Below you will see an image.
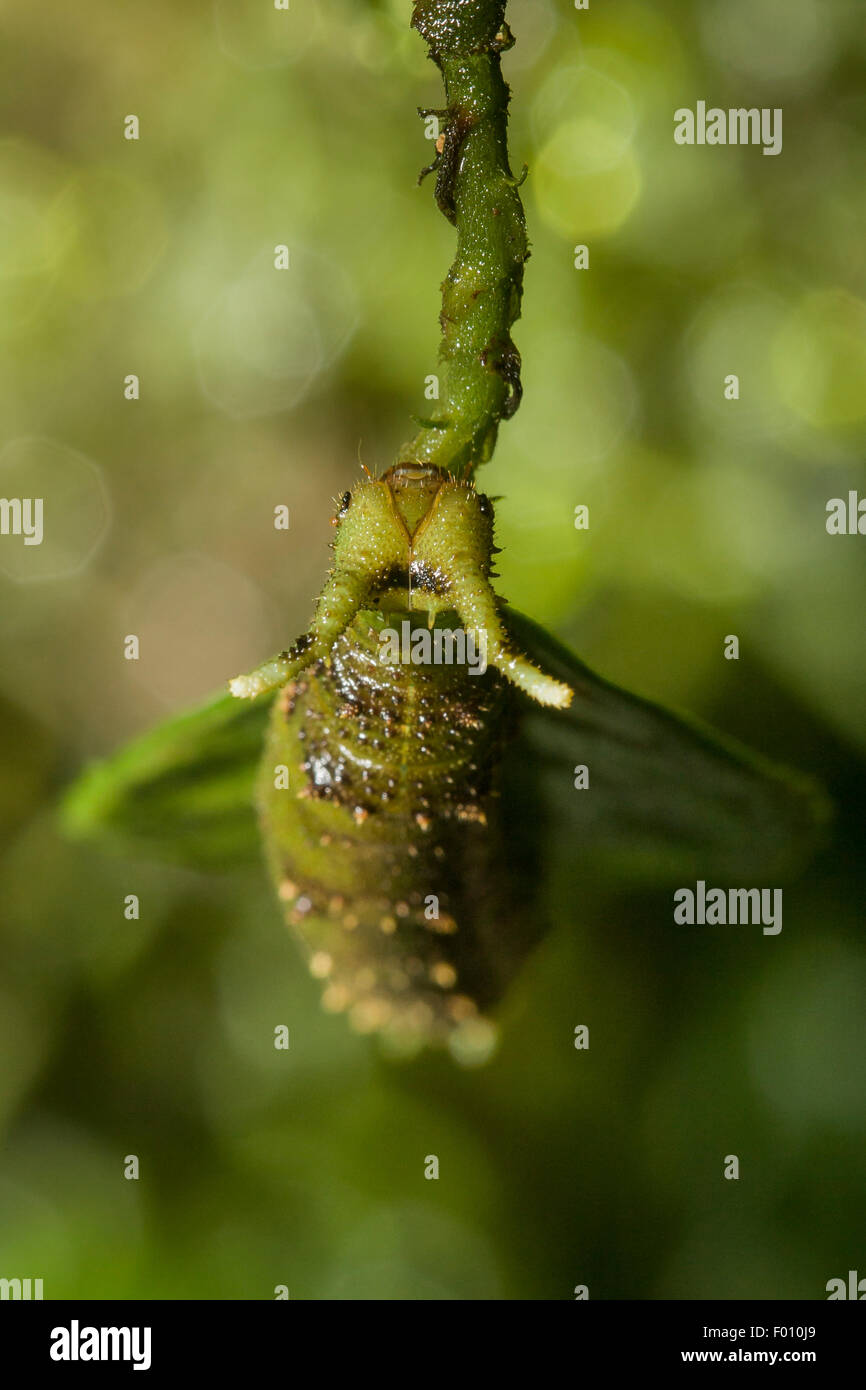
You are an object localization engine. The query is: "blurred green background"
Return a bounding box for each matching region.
[1,0,865,1299]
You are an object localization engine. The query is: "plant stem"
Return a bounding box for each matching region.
[400,0,528,479]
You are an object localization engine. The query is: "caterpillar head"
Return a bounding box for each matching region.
[232,463,571,708]
[331,464,495,617]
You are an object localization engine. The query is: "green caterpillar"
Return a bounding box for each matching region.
[228,463,571,1059]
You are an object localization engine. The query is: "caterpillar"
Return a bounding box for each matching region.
[228,462,572,1060]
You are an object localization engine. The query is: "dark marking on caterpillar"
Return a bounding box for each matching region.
[409,559,450,594]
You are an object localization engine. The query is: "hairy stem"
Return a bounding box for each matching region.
[399,0,528,480]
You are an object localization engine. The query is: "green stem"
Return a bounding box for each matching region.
[400,0,528,480]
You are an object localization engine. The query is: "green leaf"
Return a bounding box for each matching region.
[505,610,831,887]
[60,688,270,869]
